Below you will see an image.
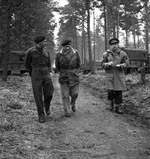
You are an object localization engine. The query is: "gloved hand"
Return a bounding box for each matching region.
[108,61,114,67]
[103,61,114,69]
[116,64,125,70]
[115,64,121,68]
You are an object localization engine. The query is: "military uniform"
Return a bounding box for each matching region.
[101,38,129,113]
[55,39,80,117]
[25,38,54,122]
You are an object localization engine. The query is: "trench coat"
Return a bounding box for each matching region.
[55,48,80,87]
[101,48,129,91]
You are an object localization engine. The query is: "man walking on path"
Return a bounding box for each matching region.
[101,38,129,114]
[55,39,81,117]
[25,36,54,123]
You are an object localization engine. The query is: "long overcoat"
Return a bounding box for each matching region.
[55,48,80,87]
[101,48,129,91]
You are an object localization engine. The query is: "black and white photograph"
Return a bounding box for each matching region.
[0,0,150,158]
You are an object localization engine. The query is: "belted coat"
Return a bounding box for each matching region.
[55,47,80,86]
[101,48,129,91]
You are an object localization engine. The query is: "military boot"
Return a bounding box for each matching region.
[108,100,114,111]
[44,103,50,115]
[71,104,76,112]
[39,115,45,123]
[115,104,124,114]
[65,112,71,117]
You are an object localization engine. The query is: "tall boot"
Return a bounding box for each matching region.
[115,104,124,114]
[109,100,114,111]
[71,94,78,112]
[44,95,52,115]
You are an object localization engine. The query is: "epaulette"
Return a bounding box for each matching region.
[75,49,78,53]
[27,46,36,53]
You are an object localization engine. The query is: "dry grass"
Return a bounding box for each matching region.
[81,71,150,128]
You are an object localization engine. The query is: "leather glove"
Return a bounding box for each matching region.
[108,61,114,67]
[116,64,125,70]
[103,61,114,69]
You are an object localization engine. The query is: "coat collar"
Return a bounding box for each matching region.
[60,46,76,54]
[107,48,121,55]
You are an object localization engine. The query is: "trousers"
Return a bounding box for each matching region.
[31,77,54,117]
[107,90,122,104]
[60,83,79,113]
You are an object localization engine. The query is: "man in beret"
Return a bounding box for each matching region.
[101,37,129,114]
[61,39,72,46]
[25,36,54,123]
[55,39,81,117]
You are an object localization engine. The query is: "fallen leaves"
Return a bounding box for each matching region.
[0,72,150,158]
[81,71,150,127]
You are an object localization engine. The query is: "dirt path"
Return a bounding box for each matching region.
[1,74,150,159]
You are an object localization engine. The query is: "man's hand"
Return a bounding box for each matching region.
[108,61,114,67]
[115,64,121,68]
[116,64,125,70]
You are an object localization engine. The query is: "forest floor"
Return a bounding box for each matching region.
[0,72,150,159]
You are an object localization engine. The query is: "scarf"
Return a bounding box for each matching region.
[61,46,76,61]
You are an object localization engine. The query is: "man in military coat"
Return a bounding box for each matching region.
[101,38,129,114]
[55,39,81,117]
[25,36,54,123]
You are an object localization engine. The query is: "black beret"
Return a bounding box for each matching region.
[109,38,119,45]
[34,36,46,43]
[61,39,72,46]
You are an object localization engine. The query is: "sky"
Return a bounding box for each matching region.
[53,0,100,39]
[54,0,68,6]
[53,0,103,47]
[53,0,69,45]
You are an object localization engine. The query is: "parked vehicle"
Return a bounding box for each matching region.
[0,51,27,75]
[121,48,148,73]
[80,48,149,74]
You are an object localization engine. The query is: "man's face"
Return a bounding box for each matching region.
[37,39,47,48]
[63,45,71,51]
[110,43,119,52]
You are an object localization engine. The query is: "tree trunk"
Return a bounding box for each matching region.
[131,14,136,48]
[125,29,129,47]
[86,0,94,74]
[112,0,116,37]
[81,16,85,64]
[106,0,111,47]
[2,1,11,81]
[93,9,96,69]
[137,35,140,48]
[84,36,87,65]
[103,0,107,50]
[74,17,78,50]
[145,0,149,52]
[117,0,120,38]
[124,10,129,47]
[133,31,136,48]
[72,16,76,49]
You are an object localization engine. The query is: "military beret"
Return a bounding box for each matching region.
[109,38,119,45]
[61,39,72,46]
[34,36,46,43]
